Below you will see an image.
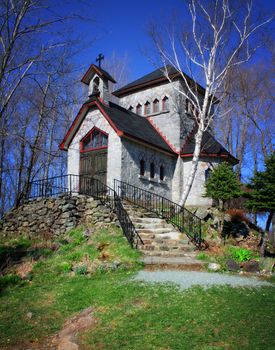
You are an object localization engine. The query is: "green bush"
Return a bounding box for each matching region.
[75,264,87,275]
[230,247,253,262]
[9,236,31,250]
[55,261,72,274]
[197,252,209,261]
[66,251,83,262]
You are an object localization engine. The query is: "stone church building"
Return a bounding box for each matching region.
[60,63,237,207]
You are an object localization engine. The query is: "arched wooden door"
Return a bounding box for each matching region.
[79,127,108,194]
[80,149,107,184]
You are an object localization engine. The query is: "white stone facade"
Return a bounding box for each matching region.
[67,108,122,190]
[66,68,229,208]
[182,157,221,207]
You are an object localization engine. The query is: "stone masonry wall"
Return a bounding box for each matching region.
[119,80,182,151]
[121,138,177,200]
[0,195,117,238]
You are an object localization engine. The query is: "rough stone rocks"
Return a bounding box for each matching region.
[243,260,260,273]
[259,257,275,274]
[226,259,240,272]
[208,262,221,271]
[1,195,117,239]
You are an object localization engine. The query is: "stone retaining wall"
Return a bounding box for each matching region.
[0,195,117,238]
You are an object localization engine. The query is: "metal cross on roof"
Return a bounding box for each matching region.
[96,53,104,68]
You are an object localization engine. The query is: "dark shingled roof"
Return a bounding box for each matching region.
[96,100,175,154]
[181,128,238,164]
[81,64,116,85]
[113,65,212,101]
[113,66,179,96]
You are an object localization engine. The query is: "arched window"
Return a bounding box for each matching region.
[205,167,212,182]
[160,165,165,181]
[128,105,133,111]
[162,96,169,111]
[140,159,145,176]
[153,99,159,113]
[185,98,189,112]
[144,101,151,115]
[81,128,108,152]
[136,103,142,115]
[92,76,100,96]
[150,162,155,179]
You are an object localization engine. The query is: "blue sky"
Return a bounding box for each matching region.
[74,0,187,80]
[59,0,274,84]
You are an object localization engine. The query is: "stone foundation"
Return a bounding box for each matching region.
[0,195,117,238]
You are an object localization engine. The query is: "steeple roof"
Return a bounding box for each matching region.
[81,64,116,85]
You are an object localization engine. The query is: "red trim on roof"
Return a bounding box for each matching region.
[59,100,115,151]
[181,152,239,164]
[95,101,121,134]
[181,153,229,158]
[81,64,116,85]
[147,117,178,153]
[59,104,89,150]
[59,99,176,155]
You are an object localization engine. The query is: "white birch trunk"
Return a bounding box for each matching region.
[179,125,204,206]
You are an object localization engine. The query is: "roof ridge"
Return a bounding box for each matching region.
[113,65,179,96]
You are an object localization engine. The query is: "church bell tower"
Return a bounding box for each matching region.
[81,54,116,105]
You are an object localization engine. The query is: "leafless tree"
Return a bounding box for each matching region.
[103,52,130,91]
[218,62,274,181]
[0,0,94,213]
[151,0,272,206]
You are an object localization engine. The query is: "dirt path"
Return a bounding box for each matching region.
[51,307,95,350]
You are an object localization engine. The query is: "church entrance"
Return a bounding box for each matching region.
[79,149,107,195]
[79,127,108,195]
[80,149,107,183]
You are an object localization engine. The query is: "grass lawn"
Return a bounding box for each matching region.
[0,225,274,350]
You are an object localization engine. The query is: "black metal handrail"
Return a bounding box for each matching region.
[114,179,206,249]
[26,174,142,248]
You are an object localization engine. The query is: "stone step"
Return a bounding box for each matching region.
[141,256,206,270]
[122,202,197,254]
[137,236,189,245]
[127,210,158,216]
[131,217,167,224]
[153,232,184,240]
[136,228,175,235]
[134,222,174,229]
[140,250,197,258]
[138,244,195,253]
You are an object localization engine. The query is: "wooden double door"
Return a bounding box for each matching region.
[79,149,107,194]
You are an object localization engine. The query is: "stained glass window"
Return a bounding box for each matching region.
[136,103,142,115]
[160,165,165,181]
[140,159,145,176]
[150,162,155,179]
[162,96,169,111]
[144,101,151,115]
[153,99,159,113]
[81,129,108,151]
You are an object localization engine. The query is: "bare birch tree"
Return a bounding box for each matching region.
[151,0,272,206]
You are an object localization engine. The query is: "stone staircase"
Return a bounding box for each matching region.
[122,202,204,268]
